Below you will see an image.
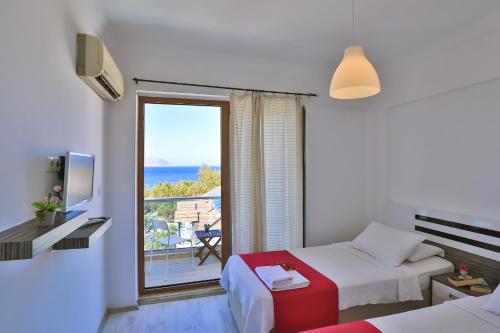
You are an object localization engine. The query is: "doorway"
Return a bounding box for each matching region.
[137,96,230,295]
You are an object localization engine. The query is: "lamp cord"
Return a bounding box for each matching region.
[352,0,356,44]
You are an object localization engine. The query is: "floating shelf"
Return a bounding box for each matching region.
[53,217,112,250]
[0,211,88,261]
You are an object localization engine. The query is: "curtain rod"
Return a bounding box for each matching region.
[132,78,318,97]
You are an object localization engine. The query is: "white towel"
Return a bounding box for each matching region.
[256,267,310,291]
[255,265,293,288]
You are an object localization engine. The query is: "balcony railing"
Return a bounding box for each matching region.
[144,195,221,203]
[143,196,221,252]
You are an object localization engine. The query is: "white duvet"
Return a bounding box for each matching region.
[368,295,500,333]
[220,242,426,333]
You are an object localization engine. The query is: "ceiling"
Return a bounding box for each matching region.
[103,0,500,66]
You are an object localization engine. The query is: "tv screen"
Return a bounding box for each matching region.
[63,152,95,212]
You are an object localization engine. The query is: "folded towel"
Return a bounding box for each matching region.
[255,265,293,288]
[256,267,310,291]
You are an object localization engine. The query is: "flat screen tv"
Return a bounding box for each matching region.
[62,152,95,213]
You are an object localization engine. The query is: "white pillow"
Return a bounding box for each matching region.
[482,285,500,315]
[352,221,426,267]
[407,243,445,262]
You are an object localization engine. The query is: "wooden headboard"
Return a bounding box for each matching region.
[414,210,500,286]
[424,239,500,286]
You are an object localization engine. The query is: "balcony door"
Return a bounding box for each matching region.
[137,96,230,295]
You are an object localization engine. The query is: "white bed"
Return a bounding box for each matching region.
[365,295,499,333]
[220,241,453,333]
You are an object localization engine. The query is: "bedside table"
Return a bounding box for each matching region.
[431,273,492,305]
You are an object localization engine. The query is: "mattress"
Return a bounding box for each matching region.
[401,256,454,290]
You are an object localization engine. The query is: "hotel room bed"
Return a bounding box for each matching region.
[303,295,500,333]
[220,241,453,333]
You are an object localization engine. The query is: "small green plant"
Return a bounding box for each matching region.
[32,185,63,213]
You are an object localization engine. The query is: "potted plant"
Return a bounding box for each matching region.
[32,185,63,226]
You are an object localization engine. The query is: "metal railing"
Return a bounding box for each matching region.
[143,196,221,253]
[144,195,221,203]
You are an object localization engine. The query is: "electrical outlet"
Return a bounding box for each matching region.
[47,156,61,173]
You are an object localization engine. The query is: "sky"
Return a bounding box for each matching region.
[144,103,221,166]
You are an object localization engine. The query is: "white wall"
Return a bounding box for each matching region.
[366,13,500,229]
[101,8,500,309]
[0,1,107,332]
[3,0,499,327]
[103,20,369,307]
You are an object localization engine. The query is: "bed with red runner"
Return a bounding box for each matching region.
[300,320,381,333]
[240,250,339,333]
[220,241,451,333]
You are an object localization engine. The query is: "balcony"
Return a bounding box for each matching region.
[143,196,222,288]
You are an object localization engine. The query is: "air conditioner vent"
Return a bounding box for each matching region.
[95,74,120,100]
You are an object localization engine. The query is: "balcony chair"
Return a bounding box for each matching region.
[149,218,195,279]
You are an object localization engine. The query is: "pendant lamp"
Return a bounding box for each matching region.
[330,0,381,99]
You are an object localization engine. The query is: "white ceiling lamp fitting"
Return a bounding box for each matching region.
[330,0,381,100]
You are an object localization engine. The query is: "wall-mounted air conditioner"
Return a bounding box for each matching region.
[76,33,124,101]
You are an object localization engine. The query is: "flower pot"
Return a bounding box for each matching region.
[36,210,56,226]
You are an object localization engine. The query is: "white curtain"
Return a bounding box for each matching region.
[230,93,303,254]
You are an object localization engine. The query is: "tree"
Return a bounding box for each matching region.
[145,165,221,198]
[198,163,220,190]
[143,165,221,251]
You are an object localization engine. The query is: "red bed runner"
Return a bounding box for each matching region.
[300,320,381,333]
[240,250,339,333]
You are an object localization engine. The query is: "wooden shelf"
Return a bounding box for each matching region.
[0,211,88,261]
[53,217,112,250]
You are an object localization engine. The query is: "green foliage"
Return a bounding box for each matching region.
[198,163,220,190]
[32,201,59,211]
[144,203,176,230]
[145,164,220,199]
[32,191,63,212]
[143,165,220,252]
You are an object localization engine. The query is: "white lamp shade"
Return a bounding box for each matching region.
[330,45,381,99]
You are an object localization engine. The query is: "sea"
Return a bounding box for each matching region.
[144,166,221,189]
[145,166,222,212]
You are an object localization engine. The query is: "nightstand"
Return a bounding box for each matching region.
[431,273,492,305]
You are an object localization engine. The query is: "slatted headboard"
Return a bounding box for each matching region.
[414,210,500,286]
[424,240,500,286]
